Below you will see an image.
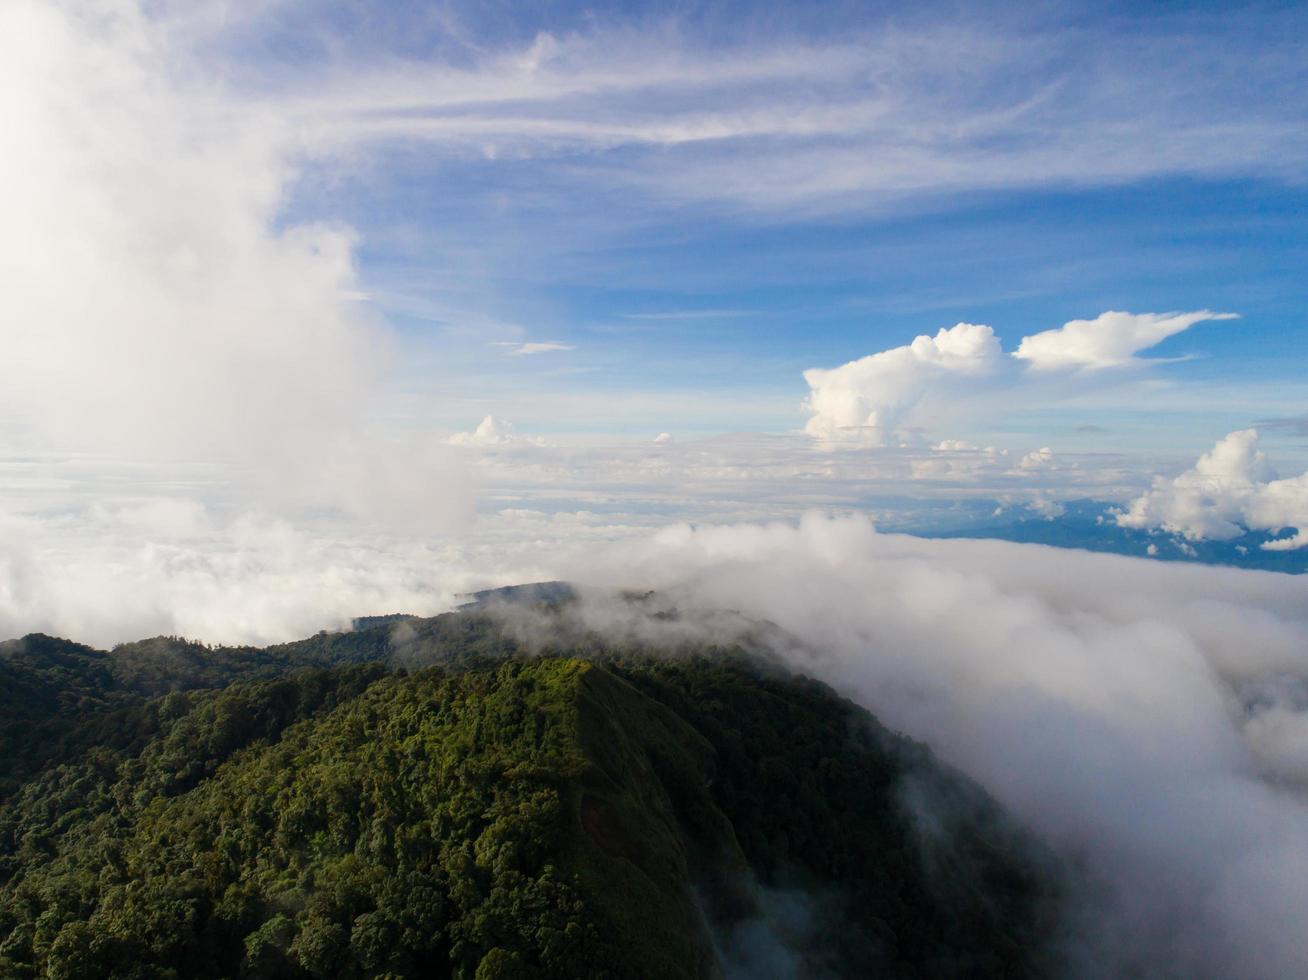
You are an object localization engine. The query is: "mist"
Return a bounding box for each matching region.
[0,0,471,533]
[5,475,1308,975]
[540,514,1308,978]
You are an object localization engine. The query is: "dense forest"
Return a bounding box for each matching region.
[0,594,1064,978]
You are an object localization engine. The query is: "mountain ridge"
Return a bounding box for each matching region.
[0,599,1065,979]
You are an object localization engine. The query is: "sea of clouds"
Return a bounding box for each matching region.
[555,514,1308,979]
[4,496,1308,977]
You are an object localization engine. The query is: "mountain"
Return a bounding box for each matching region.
[0,599,1064,979]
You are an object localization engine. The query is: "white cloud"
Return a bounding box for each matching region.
[0,425,1157,649]
[1025,494,1065,519]
[1,1,360,459]
[1118,430,1308,549]
[653,432,672,444]
[555,514,1308,978]
[804,311,1230,446]
[1016,447,1055,470]
[0,498,603,648]
[802,323,1004,443]
[447,415,545,447]
[1261,532,1308,552]
[437,429,1135,524]
[0,0,470,531]
[276,15,1308,215]
[0,421,1145,648]
[1014,310,1237,371]
[493,341,575,355]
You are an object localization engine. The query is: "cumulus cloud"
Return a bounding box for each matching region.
[1117,429,1308,549]
[0,0,469,530]
[447,415,545,447]
[1014,310,1237,371]
[556,514,1308,978]
[1016,447,1055,470]
[804,310,1232,445]
[1024,495,1065,519]
[802,323,1003,443]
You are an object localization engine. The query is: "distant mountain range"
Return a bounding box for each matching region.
[1,593,1063,979]
[893,499,1307,573]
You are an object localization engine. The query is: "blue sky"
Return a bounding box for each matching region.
[207,0,1308,449]
[6,0,1308,451]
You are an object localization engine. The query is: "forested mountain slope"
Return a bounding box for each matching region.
[0,604,1063,979]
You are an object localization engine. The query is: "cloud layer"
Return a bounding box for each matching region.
[556,515,1308,978]
[0,419,1157,649]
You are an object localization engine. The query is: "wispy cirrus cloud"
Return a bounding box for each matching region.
[491,341,575,355]
[619,309,752,321]
[252,11,1308,215]
[1254,414,1308,438]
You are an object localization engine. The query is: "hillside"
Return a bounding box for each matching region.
[0,606,1063,979]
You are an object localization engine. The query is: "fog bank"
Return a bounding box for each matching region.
[558,515,1308,978]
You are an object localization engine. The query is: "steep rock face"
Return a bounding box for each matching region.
[0,624,1062,979]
